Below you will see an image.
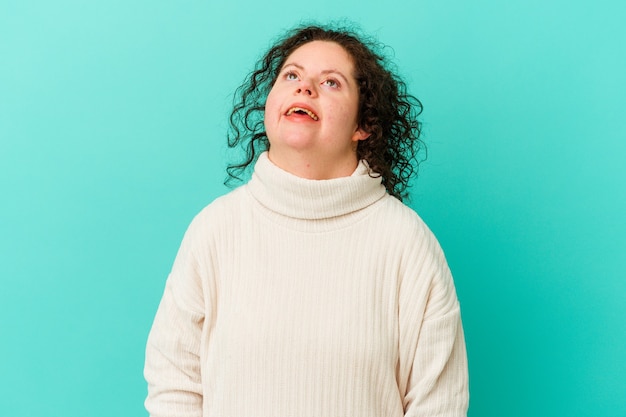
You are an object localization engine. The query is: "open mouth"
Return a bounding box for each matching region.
[286,107,319,121]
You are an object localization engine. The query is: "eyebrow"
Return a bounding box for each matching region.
[282,63,351,85]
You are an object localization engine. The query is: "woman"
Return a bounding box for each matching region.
[144,24,469,417]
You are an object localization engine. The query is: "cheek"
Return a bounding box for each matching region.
[331,100,359,128]
[264,91,284,141]
[263,92,278,125]
[265,83,284,111]
[348,94,361,122]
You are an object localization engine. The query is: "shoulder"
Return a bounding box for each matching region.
[377,196,457,310]
[376,195,441,251]
[191,186,249,225]
[179,186,250,246]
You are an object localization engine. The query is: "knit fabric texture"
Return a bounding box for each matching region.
[144,152,469,417]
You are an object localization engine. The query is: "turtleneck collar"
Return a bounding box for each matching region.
[246,152,387,220]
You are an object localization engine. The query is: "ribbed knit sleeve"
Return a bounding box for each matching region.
[396,220,469,416]
[144,211,215,417]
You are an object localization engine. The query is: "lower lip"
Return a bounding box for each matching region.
[286,113,317,122]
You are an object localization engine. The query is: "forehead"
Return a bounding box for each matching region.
[283,40,355,71]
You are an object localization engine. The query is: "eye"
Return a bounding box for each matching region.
[284,71,298,81]
[323,78,339,88]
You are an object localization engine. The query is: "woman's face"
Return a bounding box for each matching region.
[264,40,370,178]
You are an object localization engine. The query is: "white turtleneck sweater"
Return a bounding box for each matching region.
[144,152,469,417]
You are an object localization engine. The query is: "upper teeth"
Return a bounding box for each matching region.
[286,107,318,120]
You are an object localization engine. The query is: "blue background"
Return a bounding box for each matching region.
[1,1,624,416]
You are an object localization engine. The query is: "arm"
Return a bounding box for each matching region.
[398,229,469,417]
[144,217,211,417]
[403,306,468,416]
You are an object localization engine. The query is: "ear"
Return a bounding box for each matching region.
[351,126,371,142]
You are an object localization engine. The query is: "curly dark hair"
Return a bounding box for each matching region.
[227,24,425,201]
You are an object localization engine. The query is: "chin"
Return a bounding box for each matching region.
[270,134,318,151]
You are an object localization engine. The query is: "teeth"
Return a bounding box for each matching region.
[286,107,318,120]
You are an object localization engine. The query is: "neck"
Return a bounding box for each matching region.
[247,152,387,222]
[267,148,359,180]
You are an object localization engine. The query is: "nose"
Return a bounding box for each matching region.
[296,87,312,96]
[295,79,317,97]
